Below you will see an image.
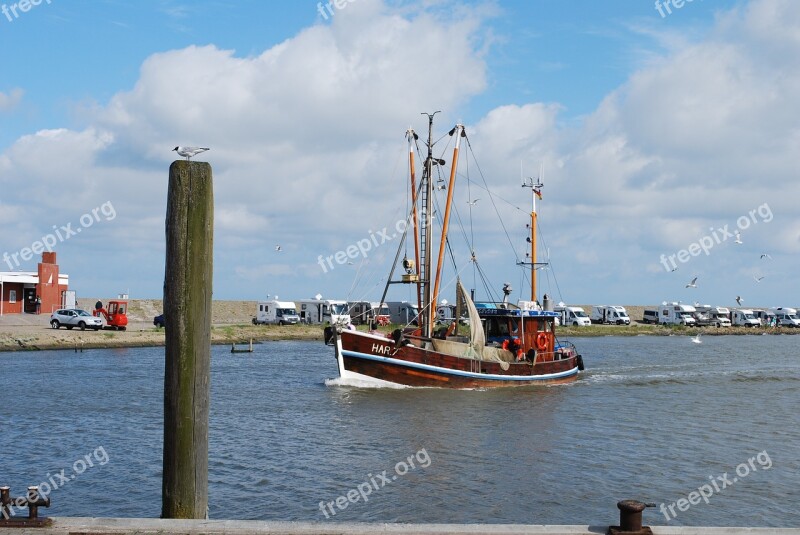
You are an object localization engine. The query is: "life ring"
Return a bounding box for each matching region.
[535,332,548,351]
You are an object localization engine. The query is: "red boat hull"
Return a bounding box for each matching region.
[336,330,580,388]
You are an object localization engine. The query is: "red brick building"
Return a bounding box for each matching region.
[0,252,69,315]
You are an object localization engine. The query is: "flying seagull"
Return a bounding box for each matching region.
[685,276,698,288]
[275,245,282,252]
[691,333,702,344]
[173,146,210,161]
[467,199,480,205]
[754,275,765,283]
[760,253,772,259]
[670,267,679,272]
[734,231,743,244]
[736,295,743,306]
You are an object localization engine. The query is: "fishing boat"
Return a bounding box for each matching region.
[329,113,584,388]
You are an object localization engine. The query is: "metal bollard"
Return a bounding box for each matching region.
[0,485,52,527]
[607,499,656,535]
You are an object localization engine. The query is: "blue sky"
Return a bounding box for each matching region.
[2,0,798,310]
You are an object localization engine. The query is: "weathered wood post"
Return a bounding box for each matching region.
[162,160,213,519]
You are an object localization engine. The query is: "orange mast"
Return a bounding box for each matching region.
[429,125,464,335]
[407,129,423,315]
[519,172,545,304]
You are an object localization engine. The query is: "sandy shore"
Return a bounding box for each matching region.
[0,300,793,352]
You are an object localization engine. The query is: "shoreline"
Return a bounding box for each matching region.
[0,321,795,353]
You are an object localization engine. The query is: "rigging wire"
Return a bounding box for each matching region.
[463,134,521,265]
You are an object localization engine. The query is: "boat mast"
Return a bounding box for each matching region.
[406,129,423,318]
[419,111,439,337]
[530,190,537,302]
[519,171,545,304]
[430,124,464,335]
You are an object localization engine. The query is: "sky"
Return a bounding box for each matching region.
[1,0,798,309]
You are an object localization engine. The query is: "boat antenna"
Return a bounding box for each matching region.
[417,111,439,337]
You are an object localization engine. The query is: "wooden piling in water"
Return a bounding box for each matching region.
[162,160,213,519]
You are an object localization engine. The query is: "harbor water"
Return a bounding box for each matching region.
[1,335,798,527]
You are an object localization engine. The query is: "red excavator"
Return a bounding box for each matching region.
[93,300,128,331]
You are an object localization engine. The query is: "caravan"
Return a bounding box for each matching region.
[770,307,800,327]
[295,297,350,325]
[348,301,391,325]
[590,305,631,325]
[693,305,731,327]
[731,309,761,327]
[386,301,419,326]
[657,303,697,325]
[252,300,300,325]
[554,305,591,327]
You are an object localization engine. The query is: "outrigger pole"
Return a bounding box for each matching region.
[430,124,464,336]
[406,128,423,327]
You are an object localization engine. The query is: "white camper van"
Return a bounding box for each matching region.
[752,309,775,325]
[386,301,419,326]
[657,303,697,325]
[770,307,800,327]
[693,305,732,327]
[731,309,761,327]
[253,300,300,325]
[590,305,631,325]
[295,297,350,325]
[554,305,591,327]
[348,301,391,325]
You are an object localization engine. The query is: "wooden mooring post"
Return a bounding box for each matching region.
[162,160,213,519]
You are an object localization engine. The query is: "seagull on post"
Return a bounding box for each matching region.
[173,146,210,161]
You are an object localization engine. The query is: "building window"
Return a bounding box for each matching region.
[9,290,16,304]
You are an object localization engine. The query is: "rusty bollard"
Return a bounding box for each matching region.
[0,485,52,527]
[607,500,655,535]
[0,486,10,520]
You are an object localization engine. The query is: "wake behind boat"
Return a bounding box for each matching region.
[330,113,584,388]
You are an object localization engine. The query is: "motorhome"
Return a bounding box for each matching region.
[752,309,776,326]
[590,305,631,325]
[731,309,761,327]
[253,300,300,325]
[386,301,419,326]
[554,305,591,327]
[295,297,350,325]
[769,307,800,327]
[347,301,390,325]
[436,303,456,324]
[642,309,659,324]
[657,303,697,325]
[693,305,731,327]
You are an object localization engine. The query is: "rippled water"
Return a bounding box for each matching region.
[1,335,798,527]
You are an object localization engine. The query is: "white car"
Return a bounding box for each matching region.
[50,309,103,331]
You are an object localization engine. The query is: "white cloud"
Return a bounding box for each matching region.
[1,0,798,305]
[0,88,23,112]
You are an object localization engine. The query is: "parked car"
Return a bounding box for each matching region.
[50,309,103,331]
[153,314,165,328]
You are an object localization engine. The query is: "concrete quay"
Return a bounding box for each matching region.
[0,518,797,535]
